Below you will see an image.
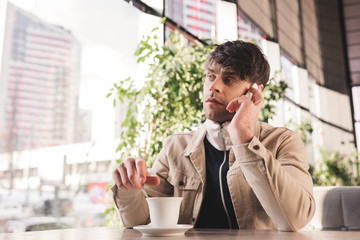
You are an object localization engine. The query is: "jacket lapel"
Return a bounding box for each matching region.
[181,124,207,184]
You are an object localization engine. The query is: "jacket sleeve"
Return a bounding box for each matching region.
[232,130,316,231]
[111,185,149,228]
[111,144,173,228]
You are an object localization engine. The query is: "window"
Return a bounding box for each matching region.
[237,10,265,45]
[165,0,217,40]
[1,0,158,231]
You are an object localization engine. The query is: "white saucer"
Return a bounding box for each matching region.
[133,224,193,237]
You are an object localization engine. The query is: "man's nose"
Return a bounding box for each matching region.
[209,78,222,93]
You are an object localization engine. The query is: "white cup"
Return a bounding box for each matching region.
[146,197,183,228]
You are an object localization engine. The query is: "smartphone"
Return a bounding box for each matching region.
[245,83,259,100]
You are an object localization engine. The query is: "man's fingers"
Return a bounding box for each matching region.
[247,86,264,105]
[135,157,147,184]
[226,98,238,113]
[124,159,143,189]
[226,97,247,113]
[145,175,160,186]
[226,87,265,114]
[112,169,125,189]
[112,157,160,190]
[118,164,130,190]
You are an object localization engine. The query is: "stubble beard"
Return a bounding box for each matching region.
[203,103,234,124]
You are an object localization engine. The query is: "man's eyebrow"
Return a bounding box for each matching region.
[222,71,236,75]
[207,68,236,75]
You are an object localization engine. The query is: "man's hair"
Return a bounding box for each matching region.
[207,40,270,86]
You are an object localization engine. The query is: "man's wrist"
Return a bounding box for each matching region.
[230,129,254,145]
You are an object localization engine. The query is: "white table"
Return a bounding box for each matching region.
[1,227,359,240]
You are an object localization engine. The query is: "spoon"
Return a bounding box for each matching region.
[142,188,149,198]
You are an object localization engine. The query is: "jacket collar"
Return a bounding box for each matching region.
[181,120,261,183]
[182,120,261,156]
[182,123,207,157]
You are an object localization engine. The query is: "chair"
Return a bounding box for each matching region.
[304,186,360,231]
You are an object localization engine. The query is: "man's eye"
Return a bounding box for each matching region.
[224,78,233,83]
[207,74,215,80]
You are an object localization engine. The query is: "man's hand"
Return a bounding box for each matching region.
[112,157,160,190]
[226,86,264,145]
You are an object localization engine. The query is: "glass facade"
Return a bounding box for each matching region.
[0,0,162,232]
[237,10,265,45]
[279,51,298,129]
[0,3,80,152]
[165,0,217,40]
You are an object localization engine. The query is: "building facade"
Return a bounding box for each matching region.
[0,1,160,195]
[0,3,80,153]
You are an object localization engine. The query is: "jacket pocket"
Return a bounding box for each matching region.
[167,171,201,221]
[168,170,201,191]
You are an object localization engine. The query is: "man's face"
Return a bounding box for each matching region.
[203,62,252,123]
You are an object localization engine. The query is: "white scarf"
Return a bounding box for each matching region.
[205,119,233,151]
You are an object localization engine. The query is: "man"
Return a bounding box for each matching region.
[112,40,315,231]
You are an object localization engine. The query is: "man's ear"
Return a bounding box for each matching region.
[258,84,264,93]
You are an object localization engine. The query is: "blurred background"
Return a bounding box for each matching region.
[0,0,359,233]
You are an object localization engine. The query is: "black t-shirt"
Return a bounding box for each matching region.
[194,137,239,229]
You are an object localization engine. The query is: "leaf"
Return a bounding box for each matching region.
[160,17,166,24]
[106,181,114,191]
[106,93,112,98]
[116,145,122,152]
[137,56,146,63]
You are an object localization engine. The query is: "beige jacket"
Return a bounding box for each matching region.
[112,121,316,231]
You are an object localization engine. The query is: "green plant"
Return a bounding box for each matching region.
[103,203,123,227]
[103,182,124,227]
[260,75,288,123]
[310,149,360,186]
[107,22,213,167]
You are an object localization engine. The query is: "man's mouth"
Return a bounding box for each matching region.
[205,97,223,105]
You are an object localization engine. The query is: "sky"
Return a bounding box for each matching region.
[2,0,162,141]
